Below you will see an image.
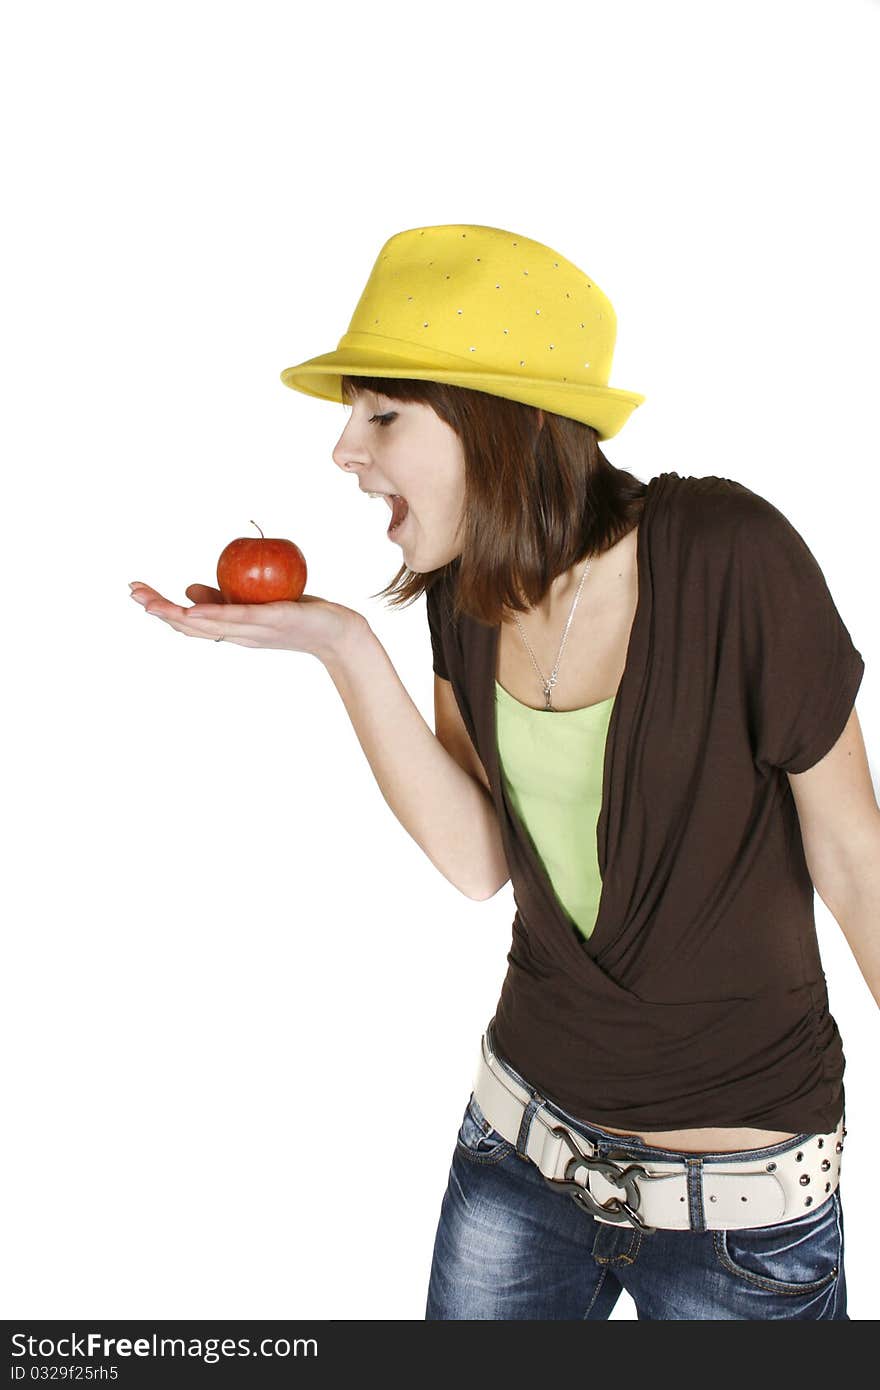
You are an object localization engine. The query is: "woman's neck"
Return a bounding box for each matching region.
[516,524,640,628]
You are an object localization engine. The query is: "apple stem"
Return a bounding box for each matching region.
[249,520,265,540]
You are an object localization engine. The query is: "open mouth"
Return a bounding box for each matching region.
[365,489,410,535]
[387,494,409,537]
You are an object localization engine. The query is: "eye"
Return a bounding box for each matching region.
[369,413,396,427]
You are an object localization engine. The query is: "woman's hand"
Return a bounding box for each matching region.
[129,581,366,663]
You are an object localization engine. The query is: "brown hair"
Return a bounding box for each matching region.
[341,374,648,629]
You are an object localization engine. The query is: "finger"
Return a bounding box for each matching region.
[185,583,225,604]
[144,604,238,641]
[143,597,208,623]
[185,601,261,625]
[131,584,168,607]
[148,599,261,637]
[141,595,227,623]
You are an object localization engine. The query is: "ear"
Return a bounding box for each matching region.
[537,408,545,429]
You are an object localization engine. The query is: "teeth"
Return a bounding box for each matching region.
[366,490,404,513]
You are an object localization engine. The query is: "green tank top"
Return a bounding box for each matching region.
[495,680,615,941]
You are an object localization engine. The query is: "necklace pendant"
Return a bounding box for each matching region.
[513,557,592,716]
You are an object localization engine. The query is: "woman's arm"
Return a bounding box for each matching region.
[788,706,880,1008]
[322,616,508,901]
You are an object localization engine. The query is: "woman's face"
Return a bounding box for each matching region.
[332,389,466,572]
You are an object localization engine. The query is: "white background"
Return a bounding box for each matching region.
[3,0,877,1321]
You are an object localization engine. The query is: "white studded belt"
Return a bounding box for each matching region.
[472,1027,845,1234]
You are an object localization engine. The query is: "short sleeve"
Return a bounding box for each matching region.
[738,496,864,775]
[425,578,450,681]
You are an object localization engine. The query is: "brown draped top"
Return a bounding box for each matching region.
[426,471,864,1133]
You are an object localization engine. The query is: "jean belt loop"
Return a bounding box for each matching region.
[686,1156,707,1233]
[516,1093,543,1159]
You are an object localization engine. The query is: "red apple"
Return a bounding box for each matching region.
[216,521,307,604]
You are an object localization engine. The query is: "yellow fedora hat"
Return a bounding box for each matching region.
[280,224,645,441]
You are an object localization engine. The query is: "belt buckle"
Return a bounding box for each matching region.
[541,1125,658,1234]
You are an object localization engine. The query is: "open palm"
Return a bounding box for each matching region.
[129,580,362,658]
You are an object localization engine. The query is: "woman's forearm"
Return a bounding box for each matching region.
[320,617,509,900]
[823,821,880,1010]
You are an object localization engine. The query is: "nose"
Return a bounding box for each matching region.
[332,421,370,478]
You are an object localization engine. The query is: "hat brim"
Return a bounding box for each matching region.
[279,345,645,441]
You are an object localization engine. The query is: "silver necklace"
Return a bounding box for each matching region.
[511,559,592,711]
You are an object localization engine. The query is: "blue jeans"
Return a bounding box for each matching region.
[425,1069,848,1319]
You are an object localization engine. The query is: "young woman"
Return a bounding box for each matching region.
[130,224,877,1320]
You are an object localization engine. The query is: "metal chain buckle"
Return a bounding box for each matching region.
[541,1125,658,1234]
